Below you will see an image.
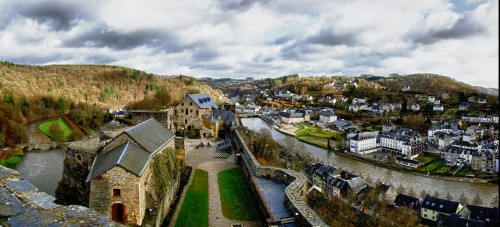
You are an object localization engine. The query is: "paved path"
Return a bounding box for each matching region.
[169,138,261,227]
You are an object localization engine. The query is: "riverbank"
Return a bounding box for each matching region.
[253,116,497,184]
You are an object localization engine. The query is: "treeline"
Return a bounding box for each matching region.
[0,94,108,147]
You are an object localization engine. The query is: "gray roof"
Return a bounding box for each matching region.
[124,118,175,153]
[87,142,151,180]
[187,94,218,109]
[87,118,175,181]
[319,110,335,117]
[212,109,235,122]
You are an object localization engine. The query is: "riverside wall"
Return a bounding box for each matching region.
[233,129,327,227]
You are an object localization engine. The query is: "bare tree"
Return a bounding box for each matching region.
[472,192,483,206]
[397,184,406,194]
[432,190,440,198]
[408,188,416,197]
[446,191,452,200]
[458,192,469,205]
[490,195,498,207]
[419,189,427,199]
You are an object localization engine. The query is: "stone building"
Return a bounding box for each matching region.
[200,109,235,139]
[174,94,218,137]
[86,118,177,225]
[130,108,174,131]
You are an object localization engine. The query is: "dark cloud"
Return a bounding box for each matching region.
[305,29,357,46]
[272,35,293,45]
[20,1,85,31]
[252,54,275,63]
[409,15,485,44]
[191,46,219,61]
[63,27,185,53]
[218,0,270,11]
[279,41,318,60]
[5,54,68,65]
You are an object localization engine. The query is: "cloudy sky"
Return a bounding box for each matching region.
[0,0,498,88]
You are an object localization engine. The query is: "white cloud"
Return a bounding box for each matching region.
[0,0,497,88]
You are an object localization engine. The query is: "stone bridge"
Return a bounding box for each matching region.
[17,142,61,152]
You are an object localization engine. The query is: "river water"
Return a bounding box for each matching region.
[241,117,498,206]
[15,149,64,196]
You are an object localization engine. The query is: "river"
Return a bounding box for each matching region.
[15,149,64,196]
[241,117,498,206]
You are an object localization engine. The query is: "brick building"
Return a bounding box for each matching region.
[174,94,218,137]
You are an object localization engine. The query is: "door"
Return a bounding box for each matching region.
[111,203,125,223]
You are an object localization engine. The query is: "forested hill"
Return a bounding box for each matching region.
[369,73,481,96]
[0,62,224,119]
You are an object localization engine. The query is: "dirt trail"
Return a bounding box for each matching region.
[24,119,54,144]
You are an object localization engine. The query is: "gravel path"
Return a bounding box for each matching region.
[24,120,52,144]
[169,138,261,227]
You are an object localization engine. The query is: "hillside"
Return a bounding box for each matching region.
[370,73,480,96]
[474,86,498,97]
[0,62,225,119]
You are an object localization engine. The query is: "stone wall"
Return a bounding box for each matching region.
[131,109,174,131]
[1,165,120,226]
[56,136,103,206]
[233,129,328,227]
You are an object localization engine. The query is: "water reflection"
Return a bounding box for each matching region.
[241,118,498,205]
[15,149,63,196]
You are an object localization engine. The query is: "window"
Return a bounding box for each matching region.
[190,109,193,113]
[75,154,82,163]
[113,189,121,197]
[190,102,193,106]
[185,109,188,115]
[182,103,184,106]
[185,119,187,124]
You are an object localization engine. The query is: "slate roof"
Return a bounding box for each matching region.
[87,118,175,181]
[319,110,335,117]
[422,195,461,214]
[187,94,218,109]
[464,205,499,221]
[212,109,236,122]
[394,193,421,211]
[124,118,175,153]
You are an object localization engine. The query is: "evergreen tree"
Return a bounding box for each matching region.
[459,192,469,205]
[432,190,440,198]
[446,191,452,200]
[419,189,427,199]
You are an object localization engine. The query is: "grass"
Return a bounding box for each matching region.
[457,166,472,176]
[218,167,264,221]
[420,159,444,172]
[38,117,74,141]
[416,155,435,164]
[0,156,23,168]
[442,108,458,117]
[294,122,340,148]
[433,165,455,174]
[175,169,209,227]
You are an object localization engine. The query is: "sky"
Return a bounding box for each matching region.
[0,0,498,88]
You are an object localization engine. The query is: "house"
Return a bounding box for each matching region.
[382,121,395,132]
[87,118,178,225]
[468,96,476,103]
[326,176,351,198]
[131,109,175,131]
[442,146,475,166]
[434,99,441,105]
[411,103,420,111]
[478,98,487,104]
[346,177,368,195]
[280,110,309,124]
[471,150,496,173]
[458,205,499,223]
[174,94,218,137]
[459,102,469,111]
[427,96,436,103]
[319,109,337,124]
[429,131,453,149]
[437,213,499,227]
[394,193,421,212]
[332,120,359,132]
[379,128,425,159]
[375,182,398,203]
[395,157,419,168]
[201,109,235,139]
[421,195,463,222]
[402,85,410,92]
[335,83,345,89]
[348,104,359,112]
[347,131,379,155]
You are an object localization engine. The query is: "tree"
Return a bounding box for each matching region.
[432,190,440,198]
[472,192,482,206]
[68,130,83,142]
[458,192,469,205]
[491,195,498,207]
[327,137,331,150]
[419,189,427,199]
[397,184,406,194]
[402,114,428,133]
[408,188,416,197]
[56,97,66,114]
[49,123,64,142]
[151,148,178,227]
[446,191,452,200]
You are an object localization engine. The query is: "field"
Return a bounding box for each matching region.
[294,122,340,147]
[175,169,209,227]
[38,118,73,141]
[433,165,455,174]
[457,166,472,176]
[420,159,444,172]
[416,155,435,164]
[218,167,264,221]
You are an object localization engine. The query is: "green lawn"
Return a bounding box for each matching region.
[457,166,472,175]
[294,123,340,148]
[421,159,444,172]
[175,169,209,227]
[0,156,22,168]
[416,155,435,164]
[38,118,74,141]
[218,167,264,221]
[433,165,455,174]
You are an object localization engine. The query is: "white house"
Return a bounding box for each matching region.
[319,109,337,124]
[402,85,410,92]
[427,96,436,103]
[347,131,379,155]
[433,105,444,111]
[411,103,420,111]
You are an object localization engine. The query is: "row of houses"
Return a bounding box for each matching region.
[347,128,425,160]
[461,114,499,124]
[441,144,499,173]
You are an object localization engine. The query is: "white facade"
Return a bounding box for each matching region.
[320,115,337,124]
[348,132,379,155]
